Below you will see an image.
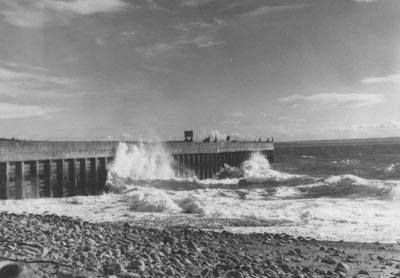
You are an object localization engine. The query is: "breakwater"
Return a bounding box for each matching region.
[0,141,274,199]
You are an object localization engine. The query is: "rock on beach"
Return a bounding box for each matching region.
[0,211,399,278]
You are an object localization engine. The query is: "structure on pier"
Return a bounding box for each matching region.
[0,140,274,200]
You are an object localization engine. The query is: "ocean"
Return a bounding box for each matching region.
[105,141,400,244]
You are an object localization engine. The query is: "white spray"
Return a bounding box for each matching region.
[242,152,300,182]
[107,142,176,190]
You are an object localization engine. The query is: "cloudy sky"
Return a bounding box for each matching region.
[0,0,399,141]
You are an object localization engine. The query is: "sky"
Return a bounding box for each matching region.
[0,0,399,142]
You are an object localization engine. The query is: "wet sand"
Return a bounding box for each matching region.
[0,211,399,278]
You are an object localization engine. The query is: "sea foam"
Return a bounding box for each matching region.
[107,142,176,192]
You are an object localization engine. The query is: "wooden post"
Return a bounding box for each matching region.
[211,153,215,177]
[188,153,194,178]
[178,155,184,178]
[15,161,24,199]
[227,152,231,167]
[199,154,205,180]
[79,158,87,195]
[181,154,186,178]
[192,153,197,178]
[206,154,211,179]
[203,154,208,179]
[0,162,9,200]
[208,154,212,178]
[184,154,189,178]
[43,160,53,197]
[215,153,220,174]
[212,153,218,177]
[267,149,274,163]
[56,159,64,197]
[194,154,200,179]
[99,157,107,193]
[217,153,221,175]
[172,155,178,178]
[173,155,177,178]
[68,159,77,196]
[220,152,225,169]
[31,161,40,198]
[91,158,98,195]
[232,152,236,167]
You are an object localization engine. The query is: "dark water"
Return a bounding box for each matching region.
[275,143,400,179]
[107,142,400,243]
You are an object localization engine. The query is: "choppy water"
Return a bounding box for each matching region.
[106,142,400,243]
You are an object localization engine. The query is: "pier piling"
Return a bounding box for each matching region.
[0,162,9,200]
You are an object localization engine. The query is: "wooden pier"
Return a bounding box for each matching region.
[0,141,274,199]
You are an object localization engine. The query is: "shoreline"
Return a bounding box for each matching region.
[0,194,398,245]
[1,211,399,278]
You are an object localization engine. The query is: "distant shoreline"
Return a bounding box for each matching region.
[276,137,400,147]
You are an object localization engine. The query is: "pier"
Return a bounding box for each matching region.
[0,141,274,200]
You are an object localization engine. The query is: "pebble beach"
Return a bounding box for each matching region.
[1,211,400,278]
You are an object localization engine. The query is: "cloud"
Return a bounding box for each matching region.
[40,0,128,15]
[0,103,59,119]
[170,21,213,32]
[240,4,310,17]
[169,19,227,33]
[136,35,225,58]
[0,64,79,101]
[1,9,50,28]
[95,37,106,46]
[135,43,178,58]
[341,120,400,131]
[278,117,306,122]
[119,31,138,40]
[225,111,245,118]
[2,61,48,72]
[0,66,73,85]
[187,35,225,48]
[221,120,241,125]
[279,93,383,108]
[141,0,174,12]
[361,74,400,85]
[1,0,129,28]
[180,0,215,8]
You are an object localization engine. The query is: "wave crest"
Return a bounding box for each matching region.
[243,152,302,182]
[124,187,180,213]
[107,142,176,192]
